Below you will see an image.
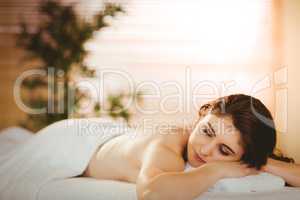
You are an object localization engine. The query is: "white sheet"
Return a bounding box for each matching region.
[0,126,32,152]
[38,178,300,200]
[0,118,128,200]
[185,163,285,192]
[1,123,300,200]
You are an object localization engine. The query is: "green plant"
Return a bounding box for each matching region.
[17,0,141,131]
[107,90,144,123]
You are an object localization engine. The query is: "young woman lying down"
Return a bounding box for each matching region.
[82,94,300,200]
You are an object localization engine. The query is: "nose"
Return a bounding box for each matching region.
[200,140,217,157]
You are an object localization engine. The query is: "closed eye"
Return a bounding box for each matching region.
[219,144,235,156]
[219,145,230,156]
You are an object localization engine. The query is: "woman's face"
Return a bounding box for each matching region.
[187,113,245,167]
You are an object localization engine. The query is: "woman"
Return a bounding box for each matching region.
[83,94,300,200]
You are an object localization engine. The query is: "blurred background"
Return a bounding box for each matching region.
[0,0,299,161]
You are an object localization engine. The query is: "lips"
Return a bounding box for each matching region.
[193,150,206,163]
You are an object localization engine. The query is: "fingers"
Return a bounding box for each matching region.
[237,163,259,176]
[241,163,249,168]
[249,168,259,175]
[245,167,259,176]
[260,165,267,172]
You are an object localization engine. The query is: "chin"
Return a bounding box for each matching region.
[190,161,206,168]
[187,160,197,167]
[187,150,207,167]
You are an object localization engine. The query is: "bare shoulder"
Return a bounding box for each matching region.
[138,126,190,177]
[139,140,185,176]
[153,125,190,155]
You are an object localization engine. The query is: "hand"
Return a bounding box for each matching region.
[261,158,283,173]
[207,161,259,179]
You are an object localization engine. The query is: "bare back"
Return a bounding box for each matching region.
[83,126,190,183]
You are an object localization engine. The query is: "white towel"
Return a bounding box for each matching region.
[0,126,33,158]
[0,118,130,200]
[185,163,285,192]
[211,172,285,192]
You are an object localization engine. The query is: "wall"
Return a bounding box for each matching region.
[0,0,277,131]
[0,0,40,130]
[277,0,300,162]
[0,0,104,130]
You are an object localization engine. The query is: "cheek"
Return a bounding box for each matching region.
[213,151,243,162]
[225,155,242,163]
[187,135,206,157]
[236,149,245,160]
[189,130,206,145]
[188,133,212,157]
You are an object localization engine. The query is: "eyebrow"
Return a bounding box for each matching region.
[207,122,216,136]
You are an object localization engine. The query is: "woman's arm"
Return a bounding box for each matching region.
[263,158,300,187]
[138,164,223,200]
[137,141,257,200]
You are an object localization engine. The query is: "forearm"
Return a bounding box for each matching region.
[264,158,300,187]
[141,164,223,200]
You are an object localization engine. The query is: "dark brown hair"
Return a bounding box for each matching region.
[198,94,276,169]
